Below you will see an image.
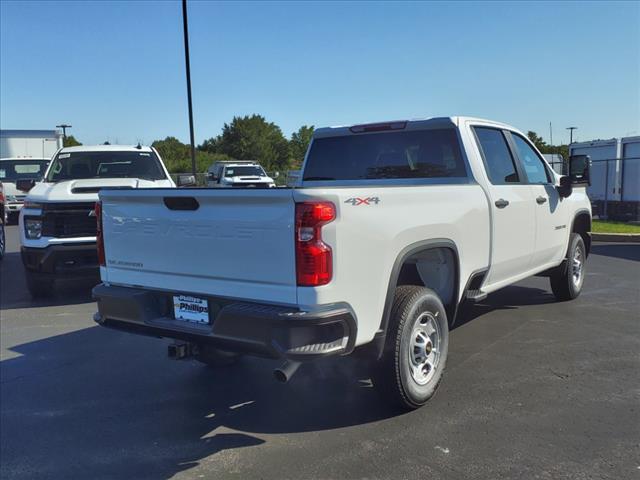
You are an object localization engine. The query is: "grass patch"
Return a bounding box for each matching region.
[592,220,640,234]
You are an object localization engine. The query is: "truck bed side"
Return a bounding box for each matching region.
[293,184,490,345]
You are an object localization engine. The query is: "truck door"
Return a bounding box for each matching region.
[509,133,569,267]
[473,127,536,286]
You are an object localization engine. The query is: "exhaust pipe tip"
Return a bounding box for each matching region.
[273,360,301,383]
[273,369,288,383]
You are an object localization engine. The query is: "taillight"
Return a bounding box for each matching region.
[95,201,105,267]
[295,202,335,286]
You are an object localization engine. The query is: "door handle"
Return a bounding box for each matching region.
[536,196,548,205]
[494,199,509,209]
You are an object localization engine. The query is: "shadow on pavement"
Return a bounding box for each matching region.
[0,324,400,479]
[0,251,96,310]
[454,284,555,329]
[590,243,640,262]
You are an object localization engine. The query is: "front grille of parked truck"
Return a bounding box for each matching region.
[231,183,269,188]
[41,202,97,238]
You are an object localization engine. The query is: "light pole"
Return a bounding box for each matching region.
[566,126,577,145]
[56,124,72,139]
[182,0,197,175]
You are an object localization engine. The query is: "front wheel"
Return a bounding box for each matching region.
[550,233,586,301]
[374,285,449,410]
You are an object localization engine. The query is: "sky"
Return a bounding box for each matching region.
[1,0,638,146]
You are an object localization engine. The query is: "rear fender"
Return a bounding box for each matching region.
[367,239,460,359]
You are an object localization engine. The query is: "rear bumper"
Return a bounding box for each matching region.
[21,243,99,277]
[92,283,357,361]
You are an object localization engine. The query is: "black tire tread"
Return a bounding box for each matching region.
[550,233,585,301]
[375,285,446,409]
[0,224,5,261]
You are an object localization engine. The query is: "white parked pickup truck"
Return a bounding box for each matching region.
[0,157,50,223]
[93,117,592,409]
[19,144,175,298]
[207,161,276,188]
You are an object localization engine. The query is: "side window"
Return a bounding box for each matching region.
[511,134,550,184]
[474,127,520,184]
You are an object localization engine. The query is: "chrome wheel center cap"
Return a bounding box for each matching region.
[409,312,441,385]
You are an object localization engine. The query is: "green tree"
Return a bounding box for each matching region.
[152,137,187,169]
[152,136,229,173]
[527,130,570,171]
[198,136,221,153]
[200,115,290,172]
[527,131,547,151]
[63,135,82,147]
[290,125,314,168]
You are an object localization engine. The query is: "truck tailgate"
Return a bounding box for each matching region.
[99,188,297,305]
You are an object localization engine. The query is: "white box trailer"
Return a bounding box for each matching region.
[570,136,640,220]
[621,136,640,203]
[0,129,63,160]
[570,139,619,202]
[542,154,564,175]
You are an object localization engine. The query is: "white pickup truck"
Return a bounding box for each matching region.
[19,145,175,297]
[0,157,50,223]
[93,117,592,409]
[207,161,276,188]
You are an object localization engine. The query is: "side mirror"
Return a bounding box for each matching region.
[558,176,573,198]
[568,154,591,186]
[16,179,36,192]
[176,174,197,188]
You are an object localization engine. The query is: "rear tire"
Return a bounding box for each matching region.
[373,285,449,410]
[195,345,241,368]
[550,233,586,301]
[26,271,54,298]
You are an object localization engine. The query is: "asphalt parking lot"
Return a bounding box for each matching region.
[1,224,638,480]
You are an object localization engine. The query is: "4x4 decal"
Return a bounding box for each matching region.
[344,197,380,206]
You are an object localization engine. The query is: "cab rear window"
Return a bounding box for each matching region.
[303,128,467,181]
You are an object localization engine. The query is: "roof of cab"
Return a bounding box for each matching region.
[313,116,517,138]
[59,144,154,153]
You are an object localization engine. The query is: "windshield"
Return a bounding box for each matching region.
[224,166,266,177]
[46,151,167,182]
[303,128,467,180]
[0,160,49,182]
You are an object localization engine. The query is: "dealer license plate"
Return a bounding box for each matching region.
[173,295,210,325]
